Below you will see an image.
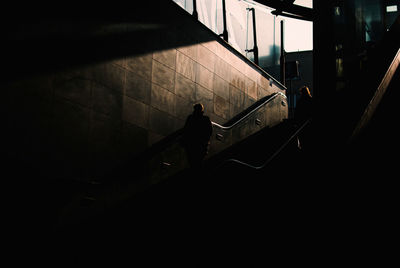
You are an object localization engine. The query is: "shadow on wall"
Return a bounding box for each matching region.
[3,1,216,181]
[4,2,214,83]
[1,3,291,248]
[3,2,221,244]
[259,45,281,81]
[3,0,287,186]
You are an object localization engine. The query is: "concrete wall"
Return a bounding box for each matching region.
[4,1,286,183]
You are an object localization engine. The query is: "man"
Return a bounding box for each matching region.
[295,86,313,125]
[181,103,213,169]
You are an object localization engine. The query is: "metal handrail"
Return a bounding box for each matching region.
[218,119,311,170]
[350,48,400,142]
[212,92,287,130]
[144,91,286,160]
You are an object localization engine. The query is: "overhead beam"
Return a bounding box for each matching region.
[252,0,315,21]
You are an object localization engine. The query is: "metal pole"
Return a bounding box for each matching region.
[289,79,293,118]
[251,8,259,65]
[193,0,198,20]
[280,19,286,86]
[246,8,259,65]
[221,0,229,42]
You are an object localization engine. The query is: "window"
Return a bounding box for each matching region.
[386,5,398,13]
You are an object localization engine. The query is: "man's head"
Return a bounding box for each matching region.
[193,103,204,114]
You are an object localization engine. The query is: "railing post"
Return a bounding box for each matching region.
[280,19,286,86]
[192,0,198,19]
[220,0,229,42]
[246,8,259,65]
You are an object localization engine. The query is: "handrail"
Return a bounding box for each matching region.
[217,119,311,170]
[212,92,287,130]
[145,91,286,158]
[349,48,400,142]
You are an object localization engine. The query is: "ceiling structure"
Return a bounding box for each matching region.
[252,0,314,21]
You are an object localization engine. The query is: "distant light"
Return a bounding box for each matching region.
[334,6,341,16]
[386,5,398,13]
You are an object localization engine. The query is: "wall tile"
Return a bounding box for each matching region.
[151,83,176,116]
[175,72,196,102]
[230,103,242,119]
[231,53,246,75]
[244,95,256,110]
[110,56,126,69]
[258,74,271,90]
[214,94,230,119]
[258,84,273,99]
[122,96,149,129]
[177,43,198,61]
[229,84,245,109]
[196,84,213,103]
[246,77,257,100]
[245,64,260,83]
[213,74,230,101]
[92,82,123,118]
[195,84,213,114]
[176,51,196,81]
[202,40,218,54]
[125,71,151,105]
[175,95,193,120]
[214,57,231,82]
[153,48,177,70]
[195,63,214,91]
[197,44,215,72]
[229,67,246,91]
[215,44,230,65]
[92,63,125,94]
[126,53,153,81]
[152,60,175,93]
[224,48,239,67]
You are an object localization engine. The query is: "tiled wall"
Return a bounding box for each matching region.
[118,39,286,147]
[4,3,286,182]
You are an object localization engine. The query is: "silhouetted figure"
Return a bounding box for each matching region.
[294,86,313,150]
[295,86,313,124]
[181,103,213,170]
